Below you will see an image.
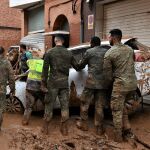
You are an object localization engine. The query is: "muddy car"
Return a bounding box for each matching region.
[6,38,150,113]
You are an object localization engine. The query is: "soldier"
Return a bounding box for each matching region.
[41,35,78,135]
[76,36,109,135]
[103,29,137,142]
[0,46,15,131]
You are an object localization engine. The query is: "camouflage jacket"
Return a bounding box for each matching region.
[0,56,15,94]
[42,46,78,88]
[78,46,108,89]
[103,43,137,92]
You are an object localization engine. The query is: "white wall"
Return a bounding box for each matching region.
[9,0,43,8]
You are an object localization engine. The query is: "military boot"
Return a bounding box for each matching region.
[123,114,131,132]
[114,129,123,143]
[41,120,49,135]
[96,125,104,136]
[60,121,68,136]
[123,128,134,139]
[22,110,32,125]
[76,120,88,131]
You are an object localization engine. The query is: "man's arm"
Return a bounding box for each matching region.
[103,52,113,87]
[71,56,79,71]
[7,61,15,94]
[15,70,29,80]
[77,51,89,70]
[41,52,50,87]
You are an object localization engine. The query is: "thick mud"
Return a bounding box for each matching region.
[0,105,150,150]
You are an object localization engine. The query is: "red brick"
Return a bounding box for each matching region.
[0,0,21,50]
[21,0,82,50]
[45,0,81,49]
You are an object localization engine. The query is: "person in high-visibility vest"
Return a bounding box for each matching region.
[17,50,45,125]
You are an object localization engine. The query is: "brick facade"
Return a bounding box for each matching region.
[21,11,28,38]
[0,0,21,51]
[45,0,81,49]
[21,0,82,50]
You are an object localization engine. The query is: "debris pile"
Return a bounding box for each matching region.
[9,128,58,150]
[8,128,123,150]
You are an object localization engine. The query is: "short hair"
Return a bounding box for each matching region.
[109,29,122,40]
[20,44,26,50]
[0,46,5,55]
[55,34,65,42]
[91,36,101,46]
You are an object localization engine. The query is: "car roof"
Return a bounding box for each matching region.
[10,46,20,48]
[68,38,133,51]
[43,30,70,36]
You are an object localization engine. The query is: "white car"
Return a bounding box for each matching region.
[6,38,150,113]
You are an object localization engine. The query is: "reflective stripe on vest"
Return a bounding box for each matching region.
[27,59,44,81]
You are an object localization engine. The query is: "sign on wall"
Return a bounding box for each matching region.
[88,15,94,30]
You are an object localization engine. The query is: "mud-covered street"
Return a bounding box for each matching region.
[0,105,150,150]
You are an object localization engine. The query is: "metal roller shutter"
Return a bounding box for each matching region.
[28,6,44,32]
[103,0,150,46]
[20,33,44,50]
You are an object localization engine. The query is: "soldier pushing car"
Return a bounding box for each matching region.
[76,36,109,136]
[41,35,78,135]
[103,29,137,142]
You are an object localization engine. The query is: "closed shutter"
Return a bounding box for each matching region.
[103,0,150,46]
[20,33,44,50]
[28,6,44,32]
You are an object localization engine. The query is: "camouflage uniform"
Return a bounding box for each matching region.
[42,45,78,123]
[78,46,108,128]
[103,43,137,135]
[0,56,15,128]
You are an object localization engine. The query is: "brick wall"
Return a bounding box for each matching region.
[0,29,21,50]
[21,11,28,38]
[45,0,81,49]
[0,0,21,51]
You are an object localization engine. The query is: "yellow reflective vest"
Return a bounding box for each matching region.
[27,59,44,81]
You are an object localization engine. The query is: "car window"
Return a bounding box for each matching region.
[71,48,89,61]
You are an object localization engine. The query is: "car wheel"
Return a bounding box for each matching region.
[6,96,24,113]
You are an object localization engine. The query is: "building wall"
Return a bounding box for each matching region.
[0,29,21,51]
[82,0,95,43]
[21,11,28,37]
[103,0,150,46]
[45,0,81,49]
[0,0,21,51]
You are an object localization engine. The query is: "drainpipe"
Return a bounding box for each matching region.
[80,0,84,43]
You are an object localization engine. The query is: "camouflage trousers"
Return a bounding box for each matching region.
[80,88,106,127]
[24,90,44,116]
[111,91,134,131]
[44,88,69,123]
[0,93,6,116]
